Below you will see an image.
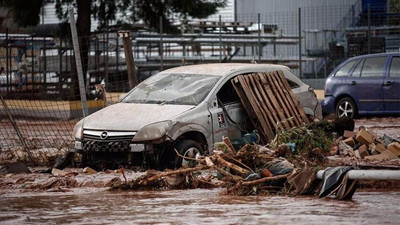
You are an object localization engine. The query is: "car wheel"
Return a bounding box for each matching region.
[173,140,203,168]
[336,97,357,119]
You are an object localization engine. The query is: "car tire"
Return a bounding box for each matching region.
[336,97,357,119]
[173,140,203,169]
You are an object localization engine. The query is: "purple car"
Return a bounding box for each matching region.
[322,52,400,118]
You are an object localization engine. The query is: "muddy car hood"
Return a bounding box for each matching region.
[82,103,194,131]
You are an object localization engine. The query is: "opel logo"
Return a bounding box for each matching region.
[100,131,108,140]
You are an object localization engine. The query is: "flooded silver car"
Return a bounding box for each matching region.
[72,63,322,168]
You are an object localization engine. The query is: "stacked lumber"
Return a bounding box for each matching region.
[232,70,309,144]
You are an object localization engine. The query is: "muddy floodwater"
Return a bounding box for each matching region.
[0,189,399,225]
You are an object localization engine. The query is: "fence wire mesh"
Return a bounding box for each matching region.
[0,1,399,165]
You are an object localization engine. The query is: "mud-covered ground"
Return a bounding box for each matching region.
[354,117,400,139]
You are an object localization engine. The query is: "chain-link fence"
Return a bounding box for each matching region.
[0,1,399,165]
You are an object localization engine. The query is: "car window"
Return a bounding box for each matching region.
[389,57,400,78]
[335,60,357,77]
[217,79,240,104]
[352,59,364,77]
[360,57,386,77]
[286,79,300,89]
[281,68,301,89]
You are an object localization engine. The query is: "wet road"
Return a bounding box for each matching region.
[0,189,399,225]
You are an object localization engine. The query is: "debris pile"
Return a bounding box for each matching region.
[111,144,301,196]
[114,121,339,196]
[332,127,400,161]
[111,119,399,197]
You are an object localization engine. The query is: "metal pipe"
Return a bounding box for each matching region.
[317,170,400,180]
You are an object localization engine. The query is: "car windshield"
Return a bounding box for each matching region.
[122,73,221,105]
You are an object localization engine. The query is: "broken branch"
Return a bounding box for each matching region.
[240,173,290,186]
[221,154,254,173]
[216,155,250,176]
[147,166,207,182]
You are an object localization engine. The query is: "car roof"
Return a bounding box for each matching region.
[348,52,400,61]
[159,63,289,76]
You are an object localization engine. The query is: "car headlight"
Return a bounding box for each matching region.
[72,119,84,140]
[133,120,173,142]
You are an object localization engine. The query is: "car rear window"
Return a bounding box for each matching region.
[358,57,386,77]
[390,57,400,77]
[335,60,357,77]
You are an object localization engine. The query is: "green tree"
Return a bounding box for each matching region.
[1,0,226,98]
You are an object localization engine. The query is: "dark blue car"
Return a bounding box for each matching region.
[322,52,400,118]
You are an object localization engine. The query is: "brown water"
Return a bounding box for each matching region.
[0,189,399,225]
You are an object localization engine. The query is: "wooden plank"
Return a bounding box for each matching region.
[251,74,280,125]
[231,70,310,143]
[257,73,292,129]
[232,76,268,143]
[231,77,258,135]
[247,74,278,131]
[264,72,301,126]
[276,70,310,124]
[268,71,302,126]
[270,71,308,124]
[272,70,305,125]
[241,75,275,141]
[232,77,257,122]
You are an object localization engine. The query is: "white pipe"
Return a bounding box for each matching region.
[317,170,400,180]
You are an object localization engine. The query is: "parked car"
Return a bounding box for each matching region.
[72,63,322,168]
[322,53,400,118]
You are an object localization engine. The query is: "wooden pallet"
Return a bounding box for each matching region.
[232,70,310,144]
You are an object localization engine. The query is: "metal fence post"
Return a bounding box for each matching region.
[31,36,35,93]
[160,16,164,71]
[116,33,119,72]
[43,36,47,84]
[69,8,89,117]
[105,25,109,85]
[298,8,302,79]
[5,28,9,93]
[258,13,261,62]
[367,3,371,54]
[219,15,222,62]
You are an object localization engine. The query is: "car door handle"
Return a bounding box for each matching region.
[351,81,357,85]
[384,81,393,86]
